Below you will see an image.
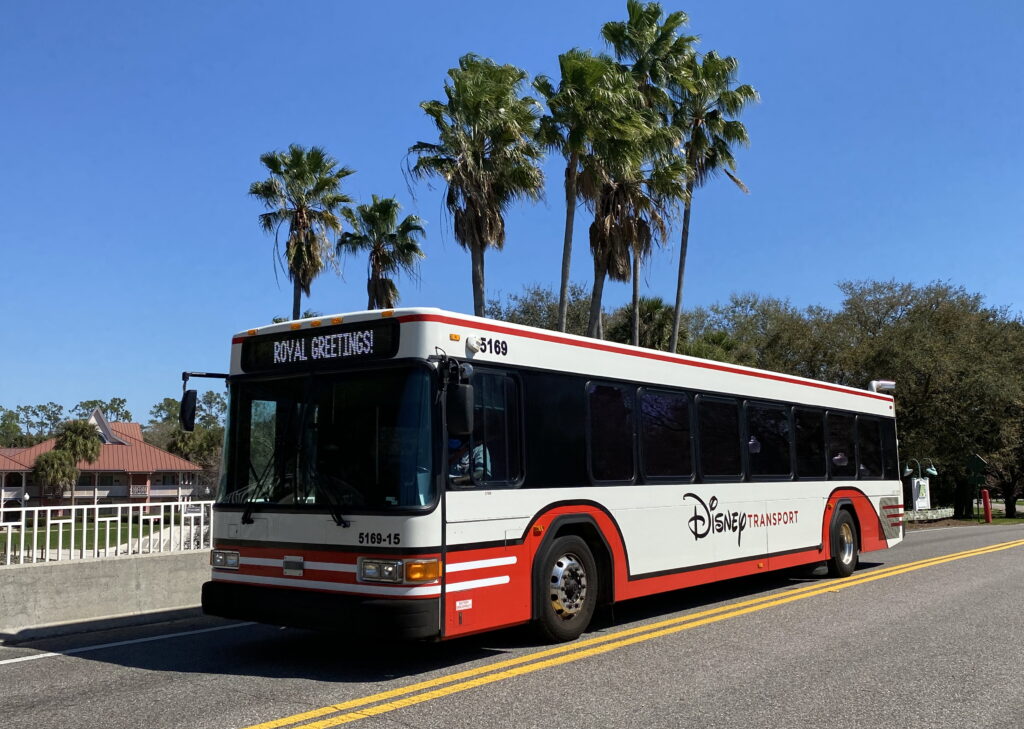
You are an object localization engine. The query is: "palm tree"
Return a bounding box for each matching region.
[601,0,696,113]
[580,136,682,339]
[535,50,646,332]
[33,450,77,503]
[338,195,426,309]
[409,53,545,316]
[607,296,675,349]
[629,155,686,345]
[55,420,101,506]
[667,52,759,353]
[602,0,696,346]
[249,145,354,320]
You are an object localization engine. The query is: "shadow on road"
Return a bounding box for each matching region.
[45,558,891,684]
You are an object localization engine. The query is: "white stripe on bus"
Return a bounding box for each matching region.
[446,556,518,573]
[242,556,514,574]
[445,575,511,592]
[213,572,511,596]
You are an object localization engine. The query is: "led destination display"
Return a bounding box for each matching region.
[240,319,400,372]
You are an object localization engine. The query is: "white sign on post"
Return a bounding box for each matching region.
[913,477,931,511]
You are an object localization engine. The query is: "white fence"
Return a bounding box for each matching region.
[0,500,214,566]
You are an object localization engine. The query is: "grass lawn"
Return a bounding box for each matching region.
[983,515,1024,525]
[2,520,202,555]
[907,511,1024,530]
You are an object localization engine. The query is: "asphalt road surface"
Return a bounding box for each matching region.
[2,524,1022,729]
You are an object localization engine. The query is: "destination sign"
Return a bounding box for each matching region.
[240,319,400,372]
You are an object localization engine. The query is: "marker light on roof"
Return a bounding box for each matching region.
[331,317,343,324]
[290,323,301,330]
[247,329,258,336]
[381,310,394,318]
[310,320,321,327]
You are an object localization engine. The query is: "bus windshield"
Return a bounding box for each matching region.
[221,366,435,511]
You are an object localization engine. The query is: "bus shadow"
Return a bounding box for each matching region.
[55,560,891,683]
[589,559,887,630]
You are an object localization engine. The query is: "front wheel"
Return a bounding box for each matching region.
[827,510,859,577]
[534,535,598,642]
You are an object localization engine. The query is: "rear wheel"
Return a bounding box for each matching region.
[827,510,859,577]
[535,535,598,642]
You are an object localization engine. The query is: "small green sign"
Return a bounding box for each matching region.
[967,454,987,476]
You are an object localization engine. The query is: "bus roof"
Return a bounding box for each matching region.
[230,307,895,414]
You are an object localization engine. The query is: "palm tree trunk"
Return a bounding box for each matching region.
[368,257,380,310]
[631,247,641,347]
[588,256,607,338]
[291,279,302,321]
[557,154,579,333]
[470,243,486,317]
[669,181,695,353]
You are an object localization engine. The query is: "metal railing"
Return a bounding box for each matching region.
[0,500,214,566]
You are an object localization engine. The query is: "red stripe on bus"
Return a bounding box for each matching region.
[398,313,895,403]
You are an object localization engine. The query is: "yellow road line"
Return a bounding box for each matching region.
[241,538,1024,729]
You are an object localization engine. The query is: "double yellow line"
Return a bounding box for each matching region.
[242,537,1024,729]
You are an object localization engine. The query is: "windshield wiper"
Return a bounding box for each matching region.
[241,439,279,523]
[313,473,351,528]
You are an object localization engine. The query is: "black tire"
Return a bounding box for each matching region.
[827,509,859,577]
[534,535,599,642]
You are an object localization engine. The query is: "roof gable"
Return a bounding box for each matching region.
[88,408,127,445]
[0,421,202,473]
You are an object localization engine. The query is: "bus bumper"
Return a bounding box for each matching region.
[202,581,441,640]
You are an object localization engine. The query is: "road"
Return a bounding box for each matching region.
[1,525,1021,729]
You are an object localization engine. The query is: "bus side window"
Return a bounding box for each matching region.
[639,389,693,480]
[586,382,636,483]
[746,402,792,479]
[857,417,883,479]
[697,396,742,479]
[459,371,522,487]
[880,419,899,479]
[827,412,856,479]
[793,407,826,479]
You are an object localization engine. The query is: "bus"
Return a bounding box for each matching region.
[192,307,903,642]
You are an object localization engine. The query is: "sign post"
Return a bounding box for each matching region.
[966,454,988,520]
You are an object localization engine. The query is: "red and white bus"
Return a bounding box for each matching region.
[197,308,903,641]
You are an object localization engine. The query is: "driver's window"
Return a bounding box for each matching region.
[448,372,522,487]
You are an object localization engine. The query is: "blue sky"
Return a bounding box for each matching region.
[2,1,1022,421]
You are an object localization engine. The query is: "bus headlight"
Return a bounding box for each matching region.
[359,558,403,583]
[211,550,240,569]
[404,559,442,582]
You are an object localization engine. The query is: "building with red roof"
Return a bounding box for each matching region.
[0,409,202,506]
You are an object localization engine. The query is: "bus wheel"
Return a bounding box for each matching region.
[535,535,598,642]
[827,510,859,578]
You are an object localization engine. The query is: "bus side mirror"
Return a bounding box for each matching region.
[446,384,474,437]
[180,390,198,432]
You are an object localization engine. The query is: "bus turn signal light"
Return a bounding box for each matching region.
[404,559,442,582]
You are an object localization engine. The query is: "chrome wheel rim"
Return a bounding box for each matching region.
[549,553,588,620]
[838,522,855,565]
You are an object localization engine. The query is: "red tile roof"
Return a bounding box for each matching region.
[0,452,29,470]
[1,423,201,473]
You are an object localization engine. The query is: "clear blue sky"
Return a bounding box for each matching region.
[2,1,1022,421]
